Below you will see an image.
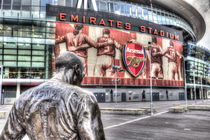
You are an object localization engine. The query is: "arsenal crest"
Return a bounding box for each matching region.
[122,44,146,77]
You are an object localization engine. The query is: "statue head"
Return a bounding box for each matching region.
[55,52,85,86]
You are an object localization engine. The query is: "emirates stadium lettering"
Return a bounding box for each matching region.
[59,13,180,41]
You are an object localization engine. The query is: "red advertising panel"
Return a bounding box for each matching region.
[54,23,184,87]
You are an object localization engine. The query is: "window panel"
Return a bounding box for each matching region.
[4,49,17,55]
[32,50,45,55]
[18,43,31,49]
[21,0,31,6]
[4,55,17,61]
[99,1,107,11]
[32,44,45,50]
[4,43,17,48]
[32,56,44,61]
[46,33,55,39]
[4,61,17,67]
[13,0,21,10]
[32,62,44,67]
[46,27,55,33]
[114,3,120,15]
[3,0,11,10]
[46,22,56,27]
[18,56,31,61]
[18,62,31,67]
[18,50,31,55]
[33,32,45,38]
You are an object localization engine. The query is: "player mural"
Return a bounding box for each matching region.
[150,37,164,79]
[55,22,184,87]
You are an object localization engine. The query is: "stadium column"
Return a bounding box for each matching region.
[199,89,201,100]
[16,83,21,98]
[16,69,21,98]
[190,88,193,100]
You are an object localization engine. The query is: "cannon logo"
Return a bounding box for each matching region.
[123,44,146,77]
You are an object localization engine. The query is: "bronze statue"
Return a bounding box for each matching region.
[0,52,105,140]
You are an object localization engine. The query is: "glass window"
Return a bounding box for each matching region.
[46,22,55,27]
[108,2,114,13]
[125,4,131,16]
[13,0,21,10]
[114,3,120,15]
[32,62,45,67]
[0,0,2,9]
[66,0,72,7]
[20,68,31,78]
[0,49,2,54]
[46,33,55,39]
[4,61,17,67]
[32,56,45,61]
[120,3,126,15]
[22,5,31,11]
[46,27,55,33]
[131,6,137,17]
[32,44,45,50]
[4,49,17,55]
[148,11,153,22]
[31,6,40,18]
[31,0,40,6]
[18,50,31,55]
[18,43,31,49]
[18,62,31,67]
[33,32,45,38]
[4,55,17,61]
[34,26,45,32]
[4,43,16,48]
[32,50,45,55]
[22,31,32,38]
[3,0,11,10]
[137,7,143,18]
[157,15,162,24]
[143,8,148,20]
[99,1,107,11]
[18,56,31,61]
[58,0,65,6]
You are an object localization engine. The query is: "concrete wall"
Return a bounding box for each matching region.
[85,87,185,102]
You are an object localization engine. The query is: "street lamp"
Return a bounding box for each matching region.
[112,64,123,104]
[192,65,196,104]
[148,41,153,116]
[0,65,3,105]
[183,58,188,106]
[200,71,204,102]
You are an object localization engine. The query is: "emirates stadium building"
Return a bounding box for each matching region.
[0,0,209,104]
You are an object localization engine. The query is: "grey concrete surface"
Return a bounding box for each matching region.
[0,100,210,139]
[99,99,210,113]
[103,111,210,140]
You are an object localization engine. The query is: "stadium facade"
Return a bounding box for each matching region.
[0,0,209,104]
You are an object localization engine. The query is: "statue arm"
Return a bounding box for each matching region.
[0,104,25,140]
[77,94,105,140]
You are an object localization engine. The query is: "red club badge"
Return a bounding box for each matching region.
[122,44,146,77]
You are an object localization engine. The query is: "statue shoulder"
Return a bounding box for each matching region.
[72,86,95,100]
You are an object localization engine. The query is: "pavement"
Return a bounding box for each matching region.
[103,111,210,140]
[0,99,210,139]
